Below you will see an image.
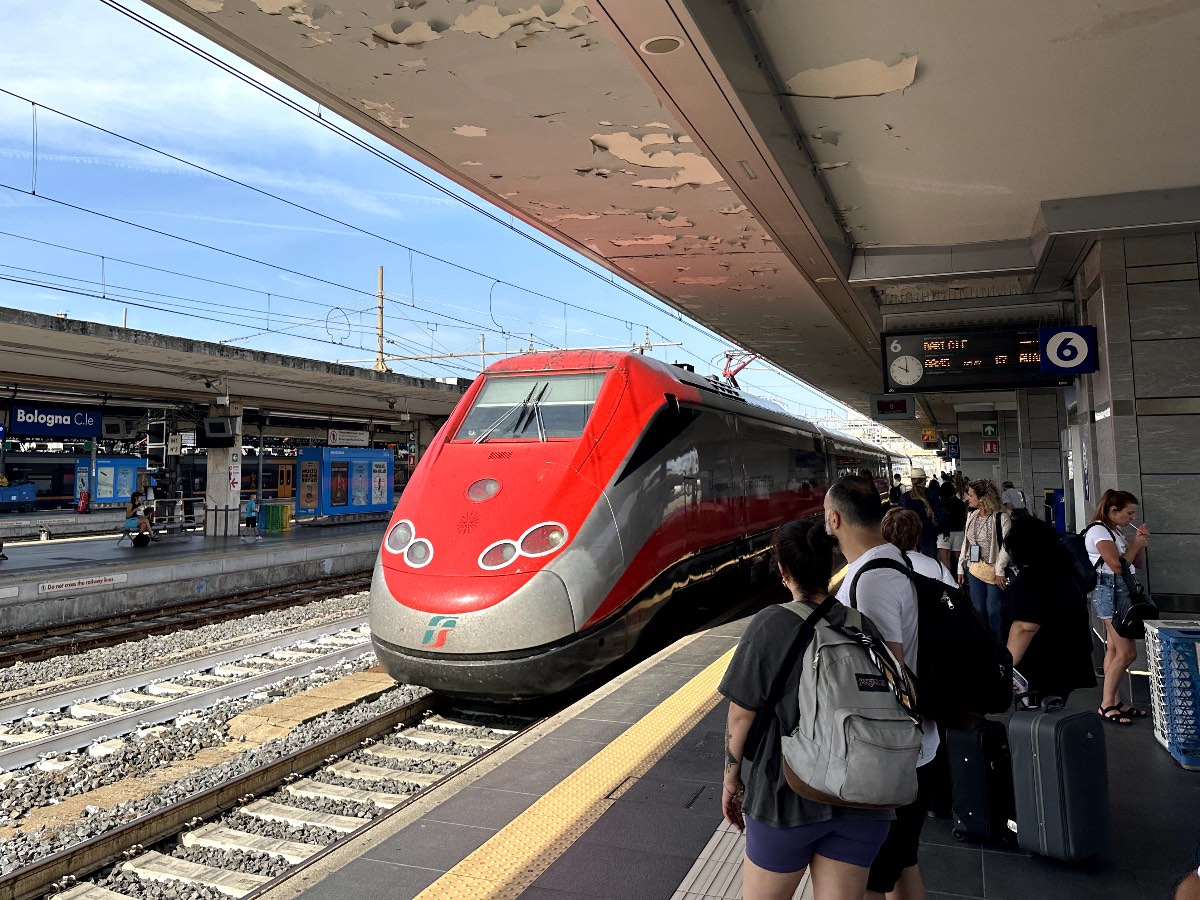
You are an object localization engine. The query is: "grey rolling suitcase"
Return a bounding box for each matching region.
[1007,698,1110,861]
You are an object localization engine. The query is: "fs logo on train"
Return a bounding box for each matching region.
[422,615,459,648]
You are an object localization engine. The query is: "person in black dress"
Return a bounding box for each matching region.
[1003,516,1096,702]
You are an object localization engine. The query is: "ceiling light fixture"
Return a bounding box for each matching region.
[639,35,684,55]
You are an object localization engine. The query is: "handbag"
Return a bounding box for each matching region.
[1112,559,1159,639]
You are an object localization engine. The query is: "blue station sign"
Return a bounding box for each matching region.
[10,404,102,437]
[1038,326,1099,376]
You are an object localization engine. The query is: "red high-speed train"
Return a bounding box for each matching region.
[369,350,892,699]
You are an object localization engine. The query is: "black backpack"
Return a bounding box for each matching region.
[849,556,1013,723]
[131,532,152,548]
[1061,523,1109,593]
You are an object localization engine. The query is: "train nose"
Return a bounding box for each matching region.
[369,561,576,654]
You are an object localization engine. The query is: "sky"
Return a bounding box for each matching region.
[0,0,864,422]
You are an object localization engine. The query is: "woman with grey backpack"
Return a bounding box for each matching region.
[719,520,920,900]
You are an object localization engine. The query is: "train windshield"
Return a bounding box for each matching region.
[454,371,608,442]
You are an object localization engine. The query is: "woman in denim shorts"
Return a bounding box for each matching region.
[1087,489,1149,725]
[719,520,893,899]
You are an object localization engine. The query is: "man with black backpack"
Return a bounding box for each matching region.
[826,476,934,900]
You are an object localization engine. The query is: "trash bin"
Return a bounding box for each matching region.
[1043,488,1066,534]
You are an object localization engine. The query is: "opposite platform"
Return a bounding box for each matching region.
[0,522,384,633]
[270,612,1200,900]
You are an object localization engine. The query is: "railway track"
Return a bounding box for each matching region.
[0,619,373,772]
[0,575,372,669]
[2,700,534,900]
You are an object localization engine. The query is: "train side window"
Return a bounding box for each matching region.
[615,406,702,485]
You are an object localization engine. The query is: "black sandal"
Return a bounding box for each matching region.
[1117,704,1148,719]
[1099,705,1133,725]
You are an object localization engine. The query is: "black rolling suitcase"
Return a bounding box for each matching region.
[1008,698,1110,861]
[948,721,1014,843]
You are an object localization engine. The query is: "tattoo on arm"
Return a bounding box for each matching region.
[724,725,739,776]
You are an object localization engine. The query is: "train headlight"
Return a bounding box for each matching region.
[467,478,501,502]
[405,538,434,568]
[519,522,569,557]
[385,520,414,555]
[479,540,519,570]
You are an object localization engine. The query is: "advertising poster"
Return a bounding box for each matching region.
[116,467,134,500]
[96,466,115,499]
[299,461,319,509]
[330,461,349,507]
[371,461,388,505]
[351,460,370,507]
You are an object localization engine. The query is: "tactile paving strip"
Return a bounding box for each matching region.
[414,648,736,900]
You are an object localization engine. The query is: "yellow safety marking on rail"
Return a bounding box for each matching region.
[414,648,736,900]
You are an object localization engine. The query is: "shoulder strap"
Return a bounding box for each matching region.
[763,597,837,711]
[847,557,913,610]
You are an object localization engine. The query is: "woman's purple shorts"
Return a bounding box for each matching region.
[744,815,890,873]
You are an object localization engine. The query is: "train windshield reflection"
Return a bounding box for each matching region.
[455,371,608,441]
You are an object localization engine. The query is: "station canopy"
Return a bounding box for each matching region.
[0,306,467,432]
[140,1,1200,441]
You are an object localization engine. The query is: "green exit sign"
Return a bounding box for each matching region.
[982,422,998,439]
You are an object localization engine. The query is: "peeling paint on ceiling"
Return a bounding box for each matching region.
[361,100,411,129]
[784,55,918,98]
[183,0,224,11]
[589,132,723,189]
[452,125,488,137]
[611,234,676,247]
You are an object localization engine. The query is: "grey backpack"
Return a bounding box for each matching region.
[777,597,924,809]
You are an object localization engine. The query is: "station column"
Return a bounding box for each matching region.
[1014,389,1067,521]
[1072,232,1200,603]
[205,401,244,537]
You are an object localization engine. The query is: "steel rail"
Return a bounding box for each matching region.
[0,631,372,771]
[0,694,437,900]
[0,616,369,726]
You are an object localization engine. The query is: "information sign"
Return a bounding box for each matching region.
[328,429,369,447]
[921,427,938,443]
[946,434,961,460]
[982,422,998,439]
[1038,326,1099,375]
[869,394,917,421]
[882,327,1073,393]
[982,439,1000,455]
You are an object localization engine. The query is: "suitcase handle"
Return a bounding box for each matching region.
[1015,692,1065,712]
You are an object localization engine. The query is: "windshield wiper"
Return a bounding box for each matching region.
[473,384,538,443]
[530,383,549,442]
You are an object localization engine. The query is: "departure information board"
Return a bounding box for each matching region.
[881,327,1072,393]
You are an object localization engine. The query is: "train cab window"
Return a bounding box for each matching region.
[454,371,608,442]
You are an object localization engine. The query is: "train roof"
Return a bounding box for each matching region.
[819,426,891,458]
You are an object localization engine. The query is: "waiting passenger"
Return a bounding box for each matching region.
[882,508,956,586]
[901,468,944,558]
[937,481,967,572]
[889,473,903,507]
[1003,516,1096,704]
[125,492,157,542]
[958,480,1010,642]
[1089,489,1150,725]
[719,519,893,900]
[1001,481,1029,517]
[0,537,6,561]
[827,477,936,900]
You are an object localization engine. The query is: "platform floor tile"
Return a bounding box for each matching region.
[294,858,443,899]
[372,820,498,872]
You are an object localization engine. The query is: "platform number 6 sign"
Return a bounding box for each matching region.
[1037,326,1099,375]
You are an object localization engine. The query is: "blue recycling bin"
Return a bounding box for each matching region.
[1044,488,1066,534]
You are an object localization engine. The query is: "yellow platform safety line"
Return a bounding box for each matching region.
[414,647,737,900]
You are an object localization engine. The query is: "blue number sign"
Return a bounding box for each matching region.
[1038,326,1099,375]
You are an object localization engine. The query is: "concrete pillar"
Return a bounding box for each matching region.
[998,410,1021,488]
[1074,232,1200,605]
[953,412,1000,484]
[205,401,243,537]
[1014,388,1067,521]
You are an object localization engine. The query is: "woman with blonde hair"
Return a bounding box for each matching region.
[1087,489,1150,725]
[957,480,1010,642]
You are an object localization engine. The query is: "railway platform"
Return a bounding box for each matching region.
[275,614,1200,900]
[0,521,384,635]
